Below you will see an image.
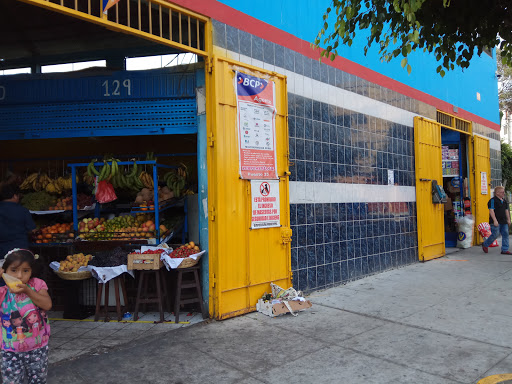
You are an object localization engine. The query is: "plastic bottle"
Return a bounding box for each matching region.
[2,274,22,290]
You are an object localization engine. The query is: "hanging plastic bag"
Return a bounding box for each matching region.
[457,215,474,249]
[477,222,499,247]
[95,180,117,204]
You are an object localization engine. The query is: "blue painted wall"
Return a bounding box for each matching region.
[218,0,499,125]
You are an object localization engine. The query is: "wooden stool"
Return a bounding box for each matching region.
[133,269,171,323]
[94,276,128,322]
[174,265,204,323]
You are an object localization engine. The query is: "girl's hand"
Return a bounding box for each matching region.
[10,283,29,295]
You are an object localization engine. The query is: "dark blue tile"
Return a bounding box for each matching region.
[353,258,362,278]
[337,146,345,164]
[289,138,296,160]
[296,160,306,182]
[317,265,326,287]
[316,244,325,265]
[312,59,321,81]
[305,99,313,121]
[298,225,307,247]
[325,263,334,286]
[328,66,336,86]
[340,241,347,260]
[298,269,307,291]
[360,241,368,257]
[346,223,354,240]
[341,261,349,281]
[275,44,284,68]
[331,204,339,222]
[315,223,324,244]
[322,143,330,162]
[292,270,299,290]
[347,240,355,259]
[340,225,348,242]
[296,96,305,118]
[305,118,314,141]
[321,122,330,143]
[322,163,331,182]
[291,248,298,270]
[329,105,337,126]
[333,242,341,262]
[284,47,294,71]
[295,138,305,160]
[289,115,296,137]
[315,204,324,223]
[314,163,323,182]
[296,117,305,137]
[298,247,307,269]
[330,144,338,163]
[297,204,306,224]
[339,204,347,221]
[344,147,353,164]
[348,259,356,279]
[263,39,275,65]
[294,51,304,75]
[321,103,329,123]
[320,63,329,83]
[313,142,322,162]
[367,255,375,273]
[307,246,316,267]
[331,164,339,181]
[307,267,317,290]
[291,225,298,248]
[239,30,251,57]
[306,224,316,246]
[322,204,331,222]
[226,24,239,53]
[323,223,331,243]
[303,57,312,78]
[361,256,369,275]
[306,161,315,182]
[325,243,333,264]
[331,222,340,243]
[212,20,226,48]
[306,204,315,224]
[313,102,322,123]
[290,204,297,226]
[368,239,374,255]
[252,36,263,60]
[305,140,314,161]
[333,262,341,283]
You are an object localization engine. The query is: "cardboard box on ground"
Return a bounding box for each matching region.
[256,299,312,317]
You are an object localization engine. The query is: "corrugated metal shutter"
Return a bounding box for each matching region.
[0,69,197,140]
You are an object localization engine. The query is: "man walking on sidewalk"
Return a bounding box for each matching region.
[483,186,512,254]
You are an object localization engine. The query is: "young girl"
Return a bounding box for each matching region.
[0,248,52,384]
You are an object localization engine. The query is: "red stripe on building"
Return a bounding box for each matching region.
[170,0,500,132]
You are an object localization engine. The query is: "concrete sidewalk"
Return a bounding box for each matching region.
[48,245,512,384]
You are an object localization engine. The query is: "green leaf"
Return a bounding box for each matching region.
[407,64,412,74]
[401,58,408,68]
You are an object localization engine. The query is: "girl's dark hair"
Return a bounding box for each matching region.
[3,249,42,278]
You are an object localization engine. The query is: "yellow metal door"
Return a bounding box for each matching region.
[472,135,491,244]
[207,56,291,319]
[414,117,445,261]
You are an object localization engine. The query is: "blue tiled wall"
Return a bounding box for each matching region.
[290,202,418,292]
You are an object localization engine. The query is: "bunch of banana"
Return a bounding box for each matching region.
[177,162,188,180]
[139,171,154,188]
[45,180,63,194]
[20,173,39,190]
[82,170,95,186]
[87,160,100,178]
[164,170,186,198]
[119,161,144,191]
[146,152,157,163]
[56,176,74,190]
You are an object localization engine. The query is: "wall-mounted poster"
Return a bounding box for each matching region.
[251,180,280,229]
[481,172,488,195]
[235,72,278,180]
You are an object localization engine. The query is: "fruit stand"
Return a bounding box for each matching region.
[9,152,199,318]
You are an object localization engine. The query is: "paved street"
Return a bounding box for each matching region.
[48,245,512,384]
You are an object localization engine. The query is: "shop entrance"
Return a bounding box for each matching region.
[441,128,471,247]
[415,114,491,261]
